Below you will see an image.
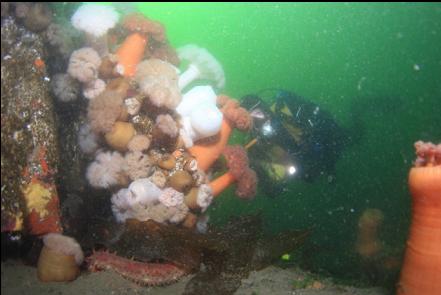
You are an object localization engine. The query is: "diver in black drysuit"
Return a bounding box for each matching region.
[241,89,351,196]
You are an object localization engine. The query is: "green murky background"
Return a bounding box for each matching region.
[114,2,441,286]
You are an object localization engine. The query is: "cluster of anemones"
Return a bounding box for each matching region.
[52,4,257,231]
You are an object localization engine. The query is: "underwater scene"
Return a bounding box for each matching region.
[1,2,440,295]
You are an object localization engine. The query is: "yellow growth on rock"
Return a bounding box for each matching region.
[22,181,52,219]
[13,212,24,231]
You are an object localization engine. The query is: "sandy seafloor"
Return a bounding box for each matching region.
[2,260,388,295]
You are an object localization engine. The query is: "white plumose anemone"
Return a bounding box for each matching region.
[176,86,223,147]
[71,4,119,56]
[177,44,225,90]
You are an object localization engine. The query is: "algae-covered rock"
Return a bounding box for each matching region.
[1,17,60,233]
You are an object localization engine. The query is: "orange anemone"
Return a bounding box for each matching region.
[397,141,441,295]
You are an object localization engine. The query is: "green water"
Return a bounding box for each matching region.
[128,2,441,286]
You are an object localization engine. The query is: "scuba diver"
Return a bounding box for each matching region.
[241,89,350,196]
